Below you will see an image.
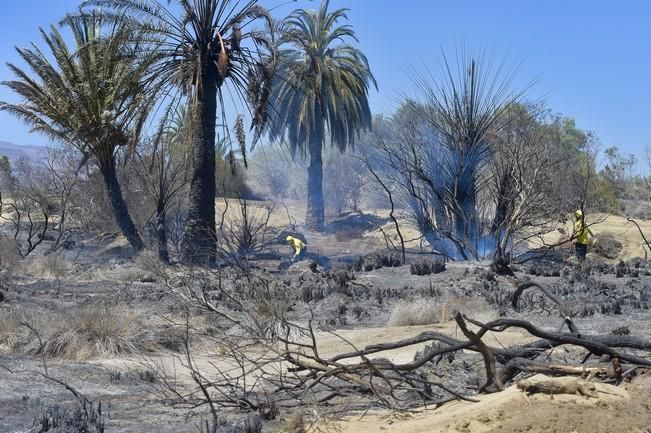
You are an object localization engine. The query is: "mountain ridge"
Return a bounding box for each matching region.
[0,140,48,163]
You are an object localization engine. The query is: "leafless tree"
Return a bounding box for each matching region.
[0,154,78,258]
[42,147,80,253]
[488,104,574,262]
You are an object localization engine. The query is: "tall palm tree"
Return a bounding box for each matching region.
[83,0,276,264]
[266,0,376,231]
[0,14,153,251]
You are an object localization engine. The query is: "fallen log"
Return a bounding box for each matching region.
[468,317,651,367]
[505,358,610,377]
[517,377,598,397]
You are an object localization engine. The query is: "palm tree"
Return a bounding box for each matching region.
[266,0,376,231]
[0,14,154,251]
[82,0,276,264]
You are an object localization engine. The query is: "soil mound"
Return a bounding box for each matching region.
[332,375,650,433]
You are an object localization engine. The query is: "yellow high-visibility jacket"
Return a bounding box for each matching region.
[573,219,590,245]
[287,236,305,256]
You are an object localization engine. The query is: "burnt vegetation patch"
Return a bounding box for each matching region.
[410,259,446,276]
[352,251,402,272]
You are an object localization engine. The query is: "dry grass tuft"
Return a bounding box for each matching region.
[0,304,184,359]
[26,254,71,279]
[0,237,19,269]
[0,310,20,351]
[388,299,439,326]
[133,249,166,276]
[282,412,307,433]
[38,305,163,359]
[439,294,494,322]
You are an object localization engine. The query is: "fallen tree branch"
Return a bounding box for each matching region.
[511,281,579,334]
[455,313,504,393]
[470,317,651,366]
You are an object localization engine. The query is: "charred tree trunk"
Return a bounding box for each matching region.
[306,112,325,231]
[182,63,218,264]
[100,158,144,251]
[454,190,478,258]
[491,169,517,238]
[156,207,169,264]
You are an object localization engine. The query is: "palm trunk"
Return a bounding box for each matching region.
[101,158,144,251]
[156,207,169,264]
[454,190,478,258]
[306,119,325,231]
[182,64,218,264]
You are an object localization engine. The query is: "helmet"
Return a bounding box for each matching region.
[286,235,294,243]
[575,209,583,218]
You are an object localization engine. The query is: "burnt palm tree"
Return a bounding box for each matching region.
[83,0,276,263]
[413,53,528,254]
[265,0,376,231]
[1,14,154,251]
[135,103,189,263]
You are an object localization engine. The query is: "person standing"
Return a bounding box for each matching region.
[573,209,593,262]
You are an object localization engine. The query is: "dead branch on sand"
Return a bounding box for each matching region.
[152,264,651,420]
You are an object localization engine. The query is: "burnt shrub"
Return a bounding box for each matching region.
[410,259,446,276]
[352,252,402,272]
[331,269,355,288]
[31,401,106,433]
[615,260,628,278]
[592,235,623,260]
[334,225,364,242]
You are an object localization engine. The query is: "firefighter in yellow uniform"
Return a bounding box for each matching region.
[573,210,593,262]
[286,235,307,262]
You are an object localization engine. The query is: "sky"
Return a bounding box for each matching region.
[1,0,650,169]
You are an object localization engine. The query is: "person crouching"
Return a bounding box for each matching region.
[286,235,307,263]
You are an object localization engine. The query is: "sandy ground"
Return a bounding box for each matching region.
[330,374,651,433]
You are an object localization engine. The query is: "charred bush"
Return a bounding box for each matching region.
[30,401,106,433]
[592,235,623,259]
[301,285,324,303]
[615,260,628,278]
[202,415,264,433]
[600,300,623,315]
[491,256,515,276]
[334,225,364,242]
[593,262,615,275]
[474,268,497,282]
[410,259,445,276]
[527,260,562,277]
[561,266,590,285]
[331,269,354,288]
[352,251,402,272]
[352,304,365,318]
[577,305,596,317]
[610,326,630,336]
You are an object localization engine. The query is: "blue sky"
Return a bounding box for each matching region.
[1,0,650,169]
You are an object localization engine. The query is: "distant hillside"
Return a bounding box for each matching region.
[0,140,47,163]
